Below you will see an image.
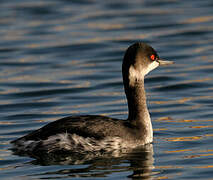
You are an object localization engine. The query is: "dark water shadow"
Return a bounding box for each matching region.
[13,144,154,179]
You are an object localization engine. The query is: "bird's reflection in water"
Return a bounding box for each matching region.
[128,144,154,179]
[28,144,154,179]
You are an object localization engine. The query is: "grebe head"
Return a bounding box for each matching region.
[122,42,173,86]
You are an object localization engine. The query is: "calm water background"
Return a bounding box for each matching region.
[0,0,213,179]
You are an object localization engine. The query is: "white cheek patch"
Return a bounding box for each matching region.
[145,61,159,75]
[128,61,159,86]
[129,65,144,86]
[129,65,143,79]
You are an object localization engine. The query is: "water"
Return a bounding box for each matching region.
[0,0,213,179]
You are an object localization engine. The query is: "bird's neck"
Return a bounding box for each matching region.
[124,79,153,141]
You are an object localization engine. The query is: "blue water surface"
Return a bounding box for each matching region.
[0,0,213,179]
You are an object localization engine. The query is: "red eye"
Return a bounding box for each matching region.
[150,54,155,61]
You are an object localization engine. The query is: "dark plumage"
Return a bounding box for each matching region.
[13,115,143,142]
[11,42,173,157]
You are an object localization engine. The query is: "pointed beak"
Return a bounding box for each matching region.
[157,59,174,66]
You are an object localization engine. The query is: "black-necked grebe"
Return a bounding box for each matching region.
[11,42,173,156]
